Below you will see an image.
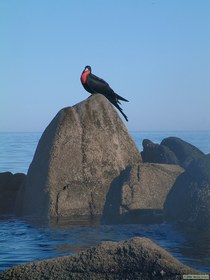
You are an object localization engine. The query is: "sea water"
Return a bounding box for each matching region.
[0,131,210,273]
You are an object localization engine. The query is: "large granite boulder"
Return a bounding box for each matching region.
[161,137,204,169]
[0,237,201,280]
[102,163,183,223]
[141,139,179,165]
[164,154,210,228]
[0,172,26,215]
[16,94,142,218]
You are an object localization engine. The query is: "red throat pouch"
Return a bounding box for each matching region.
[81,71,90,84]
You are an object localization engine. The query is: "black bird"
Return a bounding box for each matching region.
[80,65,129,121]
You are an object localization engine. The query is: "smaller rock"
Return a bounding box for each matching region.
[102,163,183,224]
[141,139,179,165]
[161,137,204,169]
[0,172,26,215]
[164,154,210,228]
[0,237,201,280]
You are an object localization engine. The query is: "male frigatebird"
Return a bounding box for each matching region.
[80,65,129,121]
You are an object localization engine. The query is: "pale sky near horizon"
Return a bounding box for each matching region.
[1,1,210,132]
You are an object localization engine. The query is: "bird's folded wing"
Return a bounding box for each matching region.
[87,74,112,94]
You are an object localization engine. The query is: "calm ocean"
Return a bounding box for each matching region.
[0,131,210,174]
[0,131,210,273]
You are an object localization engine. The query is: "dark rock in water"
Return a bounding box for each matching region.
[164,154,210,228]
[0,237,201,280]
[141,137,204,169]
[141,139,179,165]
[102,163,183,224]
[16,94,141,219]
[161,137,204,169]
[0,172,26,215]
[187,154,210,182]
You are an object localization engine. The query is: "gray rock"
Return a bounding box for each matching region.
[102,163,183,223]
[0,172,26,215]
[16,94,141,219]
[0,237,202,280]
[164,154,210,228]
[161,137,204,169]
[141,139,179,165]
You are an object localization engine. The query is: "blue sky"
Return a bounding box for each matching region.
[1,1,210,132]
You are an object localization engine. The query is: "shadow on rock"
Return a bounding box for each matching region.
[101,165,132,224]
[101,165,167,224]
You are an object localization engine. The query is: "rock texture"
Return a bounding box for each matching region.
[141,139,179,165]
[0,237,201,280]
[161,137,204,169]
[164,154,210,228]
[0,172,25,215]
[102,163,183,223]
[16,94,141,218]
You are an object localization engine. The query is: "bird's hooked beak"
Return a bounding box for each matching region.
[83,65,91,73]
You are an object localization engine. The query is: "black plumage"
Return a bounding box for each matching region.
[80,66,128,121]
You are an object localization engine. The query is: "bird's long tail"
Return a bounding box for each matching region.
[115,93,129,102]
[114,103,128,122]
[103,93,128,121]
